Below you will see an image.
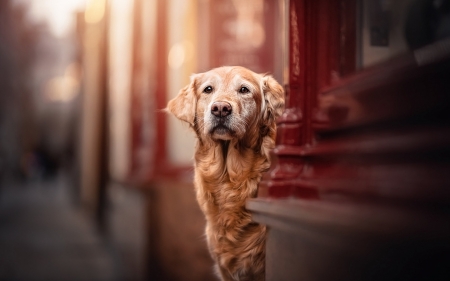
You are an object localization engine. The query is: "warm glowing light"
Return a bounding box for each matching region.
[44,63,81,102]
[85,0,106,24]
[14,0,87,37]
[168,41,194,70]
[230,0,266,49]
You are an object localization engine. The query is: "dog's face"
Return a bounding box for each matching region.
[167,66,284,143]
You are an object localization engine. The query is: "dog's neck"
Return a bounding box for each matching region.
[219,140,230,163]
[194,135,273,216]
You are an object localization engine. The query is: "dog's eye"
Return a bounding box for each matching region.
[203,86,213,94]
[238,86,250,94]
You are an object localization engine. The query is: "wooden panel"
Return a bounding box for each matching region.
[139,0,194,180]
[248,0,450,279]
[80,2,109,220]
[129,0,160,183]
[262,0,450,201]
[260,0,306,197]
[307,54,450,204]
[146,181,215,281]
[248,199,450,281]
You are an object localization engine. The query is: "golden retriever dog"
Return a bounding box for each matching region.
[166,66,284,281]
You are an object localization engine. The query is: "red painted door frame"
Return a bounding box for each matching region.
[262,0,357,198]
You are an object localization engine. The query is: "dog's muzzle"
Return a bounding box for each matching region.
[209,101,233,137]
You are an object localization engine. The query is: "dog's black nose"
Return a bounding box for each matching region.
[211,101,232,117]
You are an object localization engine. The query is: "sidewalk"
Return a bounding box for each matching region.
[0,176,120,281]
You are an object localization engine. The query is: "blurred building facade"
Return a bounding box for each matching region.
[0,1,39,181]
[0,0,81,183]
[20,0,450,280]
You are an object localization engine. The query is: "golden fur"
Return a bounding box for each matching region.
[166,66,284,281]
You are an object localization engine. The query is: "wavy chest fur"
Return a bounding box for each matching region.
[194,139,269,281]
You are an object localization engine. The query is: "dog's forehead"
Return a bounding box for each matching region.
[198,71,222,87]
[198,67,261,90]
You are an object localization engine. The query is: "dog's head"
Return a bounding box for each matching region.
[167,66,284,144]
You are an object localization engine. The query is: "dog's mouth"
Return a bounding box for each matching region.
[210,123,235,140]
[212,124,231,135]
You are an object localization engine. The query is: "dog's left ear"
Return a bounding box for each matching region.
[166,74,198,127]
[262,75,285,124]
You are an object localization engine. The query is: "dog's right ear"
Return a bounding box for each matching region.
[166,75,198,126]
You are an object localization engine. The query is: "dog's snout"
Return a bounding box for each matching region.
[211,101,232,117]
